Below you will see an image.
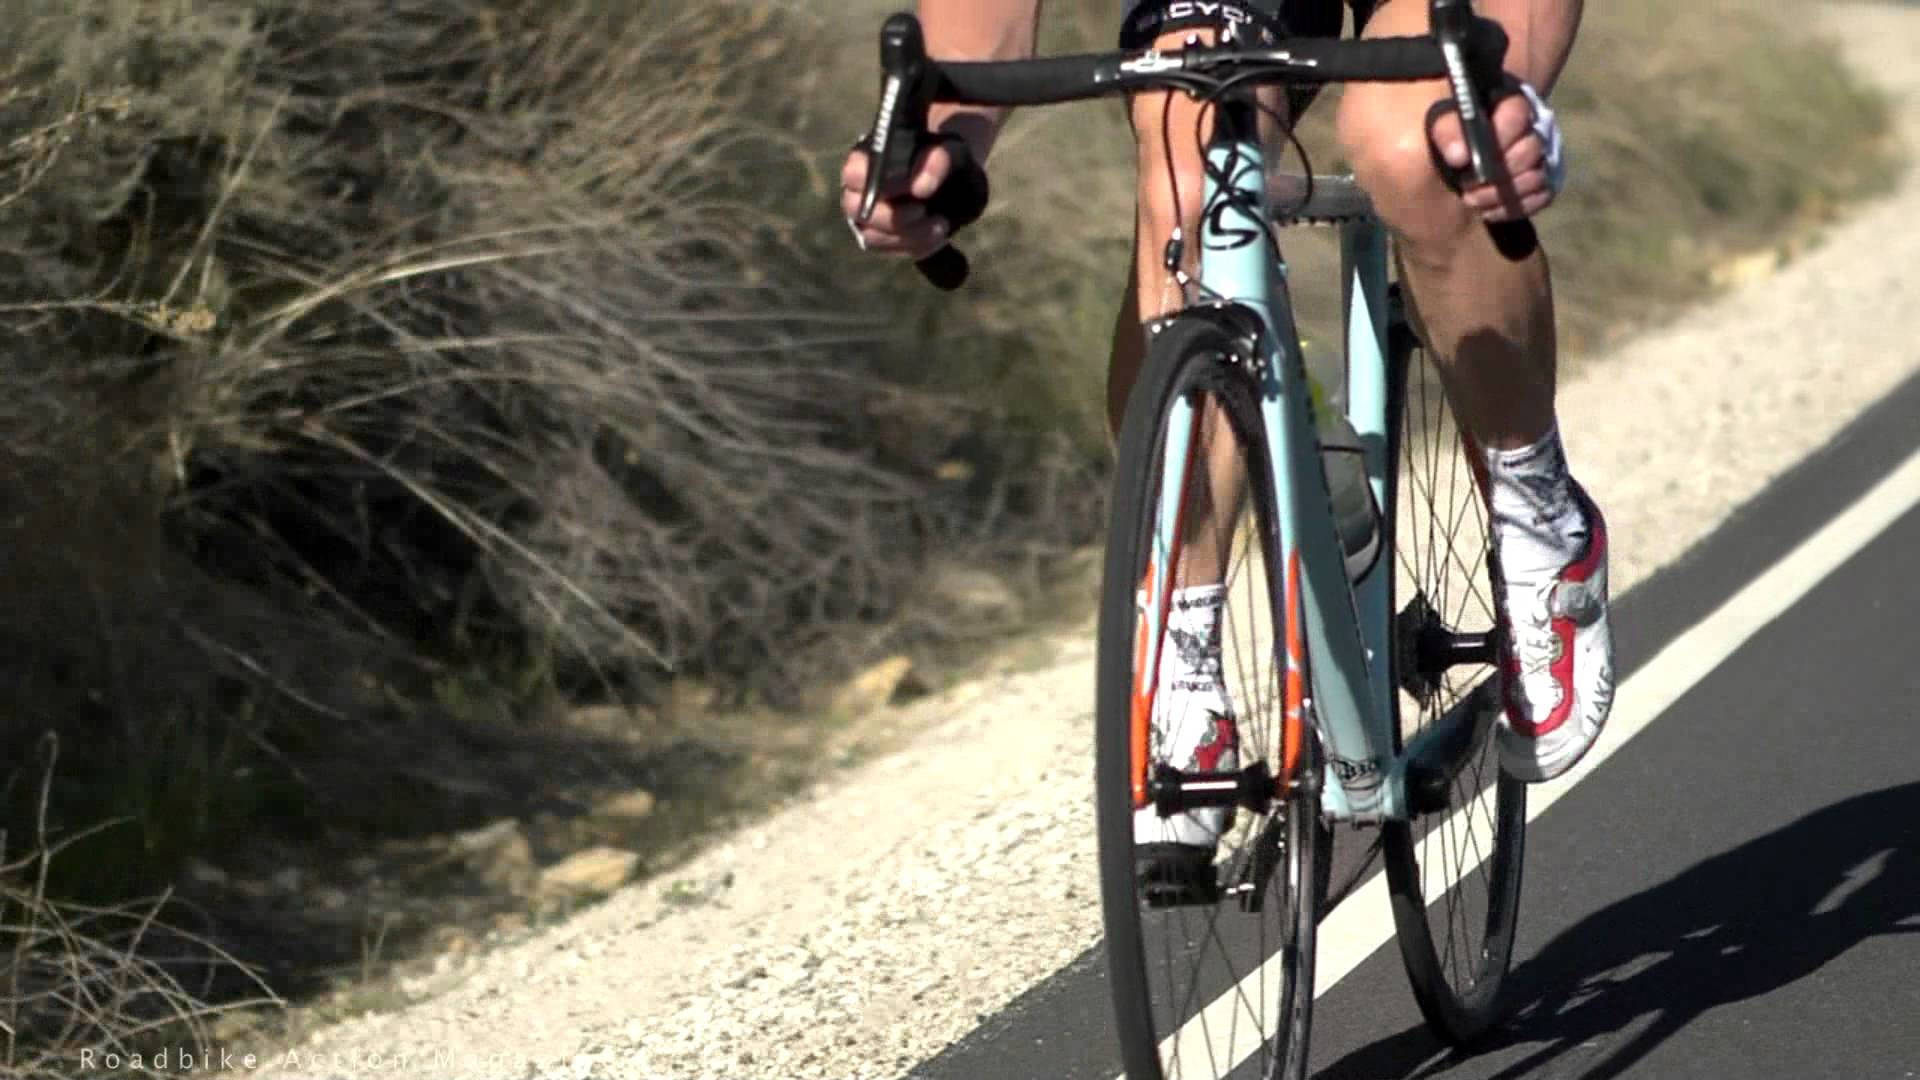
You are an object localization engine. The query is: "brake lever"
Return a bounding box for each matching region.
[853,13,989,290]
[1431,0,1537,260]
[857,14,933,225]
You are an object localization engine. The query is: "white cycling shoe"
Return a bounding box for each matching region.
[1493,482,1615,782]
[1132,583,1240,899]
[1133,684,1239,903]
[1133,691,1240,848]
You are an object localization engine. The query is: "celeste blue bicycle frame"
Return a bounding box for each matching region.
[1136,90,1495,824]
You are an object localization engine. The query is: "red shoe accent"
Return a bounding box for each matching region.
[1500,489,1608,739]
[1192,710,1240,771]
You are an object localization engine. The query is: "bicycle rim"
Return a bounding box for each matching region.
[1096,315,1318,1080]
[1379,310,1527,1045]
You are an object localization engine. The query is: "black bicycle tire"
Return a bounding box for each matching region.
[1095,313,1319,1080]
[1377,303,1528,1046]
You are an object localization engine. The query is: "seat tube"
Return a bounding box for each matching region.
[1342,220,1397,736]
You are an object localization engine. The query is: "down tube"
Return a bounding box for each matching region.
[1341,221,1397,744]
[1197,135,1386,819]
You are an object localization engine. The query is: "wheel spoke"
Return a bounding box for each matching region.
[1384,331,1525,1045]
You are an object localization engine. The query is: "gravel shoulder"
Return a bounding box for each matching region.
[252,6,1920,1078]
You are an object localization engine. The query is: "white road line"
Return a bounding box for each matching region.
[1130,442,1920,1079]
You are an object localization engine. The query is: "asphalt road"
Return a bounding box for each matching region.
[909,369,1920,1080]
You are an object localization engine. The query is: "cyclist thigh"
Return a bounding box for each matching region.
[1123,6,1303,317]
[1334,0,1556,248]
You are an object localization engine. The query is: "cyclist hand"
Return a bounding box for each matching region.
[840,140,958,258]
[1428,81,1567,223]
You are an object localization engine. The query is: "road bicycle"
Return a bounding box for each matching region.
[854,3,1529,1076]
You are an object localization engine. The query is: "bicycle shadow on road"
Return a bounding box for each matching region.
[1317,780,1920,1080]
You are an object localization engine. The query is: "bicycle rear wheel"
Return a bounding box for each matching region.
[1097,314,1322,1080]
[1379,295,1527,1045]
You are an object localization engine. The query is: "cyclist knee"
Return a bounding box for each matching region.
[1130,73,1220,224]
[1336,89,1475,260]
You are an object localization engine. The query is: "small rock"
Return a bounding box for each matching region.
[207,1008,262,1043]
[567,703,659,737]
[926,562,1021,624]
[766,959,811,987]
[183,858,227,888]
[833,655,916,716]
[1711,247,1784,289]
[539,847,641,898]
[271,867,302,892]
[450,819,537,894]
[594,789,658,822]
[316,886,352,910]
[669,678,719,714]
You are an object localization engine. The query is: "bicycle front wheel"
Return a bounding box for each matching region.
[1096,314,1321,1080]
[1379,301,1527,1045]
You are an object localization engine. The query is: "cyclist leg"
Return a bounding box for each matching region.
[1334,0,1577,448]
[1335,0,1612,782]
[1109,1,1329,584]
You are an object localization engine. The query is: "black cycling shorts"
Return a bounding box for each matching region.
[1117,0,1377,116]
[1117,0,1368,48]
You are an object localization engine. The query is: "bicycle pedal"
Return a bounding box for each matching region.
[1136,842,1221,908]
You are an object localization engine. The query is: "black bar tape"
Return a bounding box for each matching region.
[934,54,1117,106]
[915,246,971,291]
[1276,35,1447,81]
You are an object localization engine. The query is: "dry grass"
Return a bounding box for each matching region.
[0,739,275,1080]
[0,0,1103,1061]
[1537,0,1896,352]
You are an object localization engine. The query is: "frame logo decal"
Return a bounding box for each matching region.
[1329,756,1382,790]
[1203,199,1260,250]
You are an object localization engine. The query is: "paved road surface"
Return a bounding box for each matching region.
[911,368,1920,1080]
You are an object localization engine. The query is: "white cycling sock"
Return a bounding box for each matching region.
[1152,584,1237,840]
[1162,584,1227,696]
[1484,424,1588,579]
